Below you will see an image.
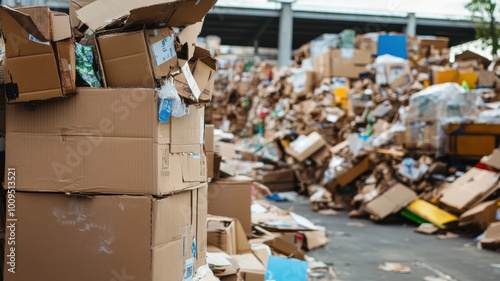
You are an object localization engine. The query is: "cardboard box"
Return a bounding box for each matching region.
[205,124,215,152]
[357,34,378,56]
[208,176,253,237]
[335,156,371,188]
[254,169,295,192]
[7,88,204,152]
[439,168,499,214]
[4,186,207,281]
[232,253,266,281]
[447,124,500,158]
[76,0,218,32]
[285,132,327,163]
[207,152,222,180]
[207,216,251,255]
[97,27,177,88]
[70,0,96,29]
[6,88,206,195]
[365,184,418,220]
[481,222,500,250]
[331,49,371,79]
[174,47,218,103]
[313,51,332,82]
[459,200,499,231]
[477,70,496,88]
[1,6,76,103]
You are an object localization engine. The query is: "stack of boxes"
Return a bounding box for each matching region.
[1,0,218,280]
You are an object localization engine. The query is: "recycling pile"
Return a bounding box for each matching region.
[207,31,500,251]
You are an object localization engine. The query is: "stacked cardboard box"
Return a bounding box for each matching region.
[1,0,219,280]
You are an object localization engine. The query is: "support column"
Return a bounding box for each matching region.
[254,39,259,56]
[278,2,293,67]
[406,12,417,37]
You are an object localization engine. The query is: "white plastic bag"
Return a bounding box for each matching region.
[158,77,188,123]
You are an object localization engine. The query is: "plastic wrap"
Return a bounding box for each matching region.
[478,109,500,124]
[406,83,479,156]
[75,43,102,87]
[158,77,188,123]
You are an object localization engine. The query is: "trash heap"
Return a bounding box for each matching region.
[206,31,500,253]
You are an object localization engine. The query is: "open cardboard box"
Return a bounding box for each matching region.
[96,27,178,88]
[1,6,76,103]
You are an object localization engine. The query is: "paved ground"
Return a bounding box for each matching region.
[273,196,500,281]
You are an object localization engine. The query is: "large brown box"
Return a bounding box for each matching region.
[447,124,500,158]
[208,176,253,237]
[4,185,207,281]
[6,88,206,195]
[1,6,76,103]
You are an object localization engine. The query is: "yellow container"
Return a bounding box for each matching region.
[334,87,348,110]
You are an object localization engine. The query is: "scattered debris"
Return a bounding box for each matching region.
[378,262,412,273]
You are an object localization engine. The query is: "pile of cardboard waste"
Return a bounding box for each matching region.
[204,126,339,281]
[0,1,232,281]
[206,31,500,253]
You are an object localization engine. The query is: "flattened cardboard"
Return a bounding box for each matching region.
[459,200,499,231]
[232,253,266,281]
[439,168,499,213]
[365,184,418,220]
[285,132,327,163]
[208,176,253,237]
[1,6,76,103]
[76,0,217,31]
[4,187,206,281]
[207,216,251,255]
[70,0,96,29]
[481,149,500,171]
[481,222,500,250]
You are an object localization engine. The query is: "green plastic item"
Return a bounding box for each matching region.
[75,43,102,87]
[401,209,430,225]
[462,80,470,91]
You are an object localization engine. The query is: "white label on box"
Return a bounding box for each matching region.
[29,34,50,45]
[293,69,307,93]
[340,48,354,59]
[183,258,194,281]
[181,63,202,100]
[151,34,176,66]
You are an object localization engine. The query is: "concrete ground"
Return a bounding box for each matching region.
[273,196,500,281]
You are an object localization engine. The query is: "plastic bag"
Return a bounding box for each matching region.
[158,77,188,123]
[75,43,102,87]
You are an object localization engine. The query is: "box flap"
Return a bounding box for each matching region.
[365,183,418,220]
[50,12,72,41]
[439,168,499,212]
[482,149,500,170]
[178,22,204,60]
[76,0,217,31]
[0,6,50,42]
